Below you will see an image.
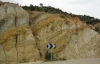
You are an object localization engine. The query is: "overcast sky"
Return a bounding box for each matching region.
[1,0,100,19]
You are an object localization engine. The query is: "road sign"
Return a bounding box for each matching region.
[47,43,56,61]
[47,43,56,49]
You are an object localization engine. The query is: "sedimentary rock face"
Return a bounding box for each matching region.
[0,4,40,64]
[30,13,100,60]
[0,4,100,64]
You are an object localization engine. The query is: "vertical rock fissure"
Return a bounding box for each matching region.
[34,35,42,59]
[2,44,7,64]
[14,6,18,63]
[15,35,18,64]
[15,16,17,27]
[35,41,42,58]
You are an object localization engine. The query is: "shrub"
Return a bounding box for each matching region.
[45,51,54,61]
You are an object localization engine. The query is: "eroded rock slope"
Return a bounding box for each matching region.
[0,4,40,64]
[0,4,100,64]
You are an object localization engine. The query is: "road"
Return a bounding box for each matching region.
[19,58,100,64]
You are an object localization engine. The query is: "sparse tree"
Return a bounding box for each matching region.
[40,3,43,7]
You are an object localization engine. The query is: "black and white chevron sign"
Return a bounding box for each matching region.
[47,44,56,49]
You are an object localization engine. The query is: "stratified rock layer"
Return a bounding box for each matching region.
[0,4,40,64]
[30,14,100,60]
[0,4,100,64]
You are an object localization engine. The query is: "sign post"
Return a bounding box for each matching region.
[47,43,56,61]
[50,49,52,61]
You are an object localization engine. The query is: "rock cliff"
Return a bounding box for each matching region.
[0,4,40,64]
[0,4,100,64]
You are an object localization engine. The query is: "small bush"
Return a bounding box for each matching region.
[45,51,51,60]
[95,27,99,32]
[59,57,67,61]
[45,51,54,61]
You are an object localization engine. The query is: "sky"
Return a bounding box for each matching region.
[1,0,100,19]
